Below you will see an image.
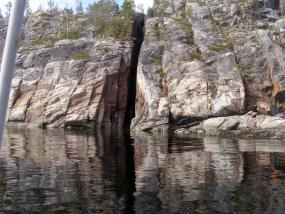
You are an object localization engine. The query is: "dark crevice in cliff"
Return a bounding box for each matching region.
[124,13,145,128]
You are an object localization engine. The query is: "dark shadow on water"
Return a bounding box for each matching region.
[1,128,136,213]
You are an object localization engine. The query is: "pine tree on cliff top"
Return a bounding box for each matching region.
[121,0,136,19]
[48,0,55,11]
[5,1,12,18]
[88,0,137,39]
[25,0,32,17]
[153,0,170,16]
[88,0,117,37]
[76,0,84,14]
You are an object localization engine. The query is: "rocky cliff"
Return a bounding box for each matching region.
[131,0,285,132]
[2,0,285,132]
[0,12,136,129]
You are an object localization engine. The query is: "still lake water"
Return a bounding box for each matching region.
[1,128,285,213]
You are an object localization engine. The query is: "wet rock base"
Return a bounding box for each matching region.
[174,112,285,139]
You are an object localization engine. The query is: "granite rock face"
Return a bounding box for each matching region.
[8,39,133,129]
[175,112,285,138]
[202,113,285,131]
[131,0,285,132]
[0,12,133,129]
[3,1,285,132]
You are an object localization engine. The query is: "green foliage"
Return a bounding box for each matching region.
[88,0,135,39]
[121,0,136,20]
[48,0,55,11]
[273,40,285,49]
[19,33,25,42]
[70,53,91,60]
[210,16,220,26]
[153,24,166,40]
[183,26,193,34]
[256,23,268,29]
[208,43,234,52]
[188,0,206,6]
[174,17,188,26]
[40,22,49,30]
[236,63,247,70]
[157,68,166,78]
[89,0,119,20]
[153,54,165,78]
[147,7,155,17]
[108,17,133,39]
[236,63,254,79]
[32,28,83,46]
[60,28,83,40]
[32,36,59,46]
[39,11,55,18]
[153,0,170,17]
[154,55,162,65]
[243,69,254,78]
[174,12,193,36]
[189,52,203,61]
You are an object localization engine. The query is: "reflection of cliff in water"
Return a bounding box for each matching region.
[1,129,285,213]
[0,128,134,213]
[132,133,285,213]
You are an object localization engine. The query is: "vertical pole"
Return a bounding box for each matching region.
[0,0,26,143]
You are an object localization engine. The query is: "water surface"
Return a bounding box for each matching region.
[1,128,285,213]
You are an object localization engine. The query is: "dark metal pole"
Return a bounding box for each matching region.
[0,0,26,142]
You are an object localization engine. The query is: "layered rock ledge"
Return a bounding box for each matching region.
[0,11,136,129]
[175,112,285,138]
[7,38,133,129]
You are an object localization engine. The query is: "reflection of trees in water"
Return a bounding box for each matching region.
[0,128,132,213]
[132,134,285,213]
